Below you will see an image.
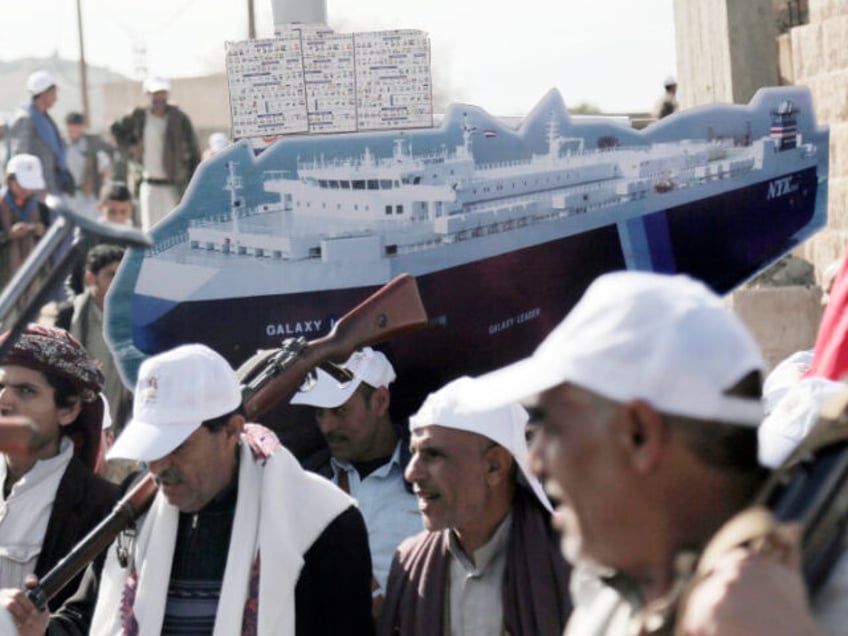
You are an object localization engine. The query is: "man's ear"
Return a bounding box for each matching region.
[83,270,96,288]
[57,400,83,427]
[483,445,514,486]
[371,386,391,417]
[620,400,668,473]
[225,414,245,444]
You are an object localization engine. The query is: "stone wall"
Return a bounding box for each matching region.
[782,0,848,279]
[673,0,778,109]
[727,286,823,370]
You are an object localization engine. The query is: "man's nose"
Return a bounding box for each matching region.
[317,412,338,435]
[0,386,15,407]
[404,453,424,483]
[146,454,172,475]
[528,429,547,480]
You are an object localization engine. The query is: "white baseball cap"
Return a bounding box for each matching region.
[208,132,229,153]
[143,76,171,93]
[410,376,551,512]
[461,271,765,426]
[107,344,242,462]
[290,346,396,408]
[6,154,46,190]
[758,376,846,468]
[27,70,57,96]
[762,349,814,416]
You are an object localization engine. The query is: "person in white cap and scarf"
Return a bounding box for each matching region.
[378,376,571,636]
[3,343,375,636]
[110,76,200,230]
[9,70,74,197]
[463,271,838,636]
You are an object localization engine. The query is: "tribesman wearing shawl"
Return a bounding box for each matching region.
[0,325,118,614]
[1,343,375,636]
[379,376,572,636]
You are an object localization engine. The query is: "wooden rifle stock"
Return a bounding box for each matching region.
[23,273,428,609]
[241,273,428,420]
[26,475,158,610]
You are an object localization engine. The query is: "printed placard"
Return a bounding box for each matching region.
[225,37,308,139]
[354,30,433,131]
[225,27,433,143]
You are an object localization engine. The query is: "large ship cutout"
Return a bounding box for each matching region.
[107,86,829,419]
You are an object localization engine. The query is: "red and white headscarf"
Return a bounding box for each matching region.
[0,323,106,469]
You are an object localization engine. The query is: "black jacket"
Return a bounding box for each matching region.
[34,456,120,611]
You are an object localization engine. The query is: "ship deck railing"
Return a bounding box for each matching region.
[147,231,189,256]
[296,148,452,172]
[166,153,767,261]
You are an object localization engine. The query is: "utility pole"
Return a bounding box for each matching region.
[76,0,91,126]
[248,0,256,38]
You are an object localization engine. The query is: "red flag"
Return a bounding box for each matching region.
[805,252,848,379]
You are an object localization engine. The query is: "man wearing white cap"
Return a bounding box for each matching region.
[9,70,74,196]
[464,271,838,635]
[111,76,200,230]
[378,376,571,636]
[6,343,375,635]
[1,154,50,319]
[290,347,422,615]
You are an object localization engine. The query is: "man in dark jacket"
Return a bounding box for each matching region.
[0,324,118,611]
[111,76,200,230]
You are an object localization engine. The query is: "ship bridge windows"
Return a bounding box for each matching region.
[380,179,393,189]
[319,179,328,188]
[328,180,340,189]
[367,179,378,190]
[353,180,366,190]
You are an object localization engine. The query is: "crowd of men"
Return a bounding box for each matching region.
[0,69,845,636]
[0,68,225,464]
[0,266,842,634]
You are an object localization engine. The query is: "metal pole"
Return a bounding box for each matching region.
[270,0,327,32]
[76,0,91,126]
[248,0,256,38]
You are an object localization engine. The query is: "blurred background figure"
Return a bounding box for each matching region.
[653,75,678,120]
[9,70,74,197]
[64,111,113,221]
[0,154,50,324]
[111,76,200,230]
[202,131,230,161]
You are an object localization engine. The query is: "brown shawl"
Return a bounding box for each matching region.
[379,486,572,636]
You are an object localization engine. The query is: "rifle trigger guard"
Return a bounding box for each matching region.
[270,337,308,374]
[116,525,137,569]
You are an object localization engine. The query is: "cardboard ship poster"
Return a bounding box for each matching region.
[106,85,830,442]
